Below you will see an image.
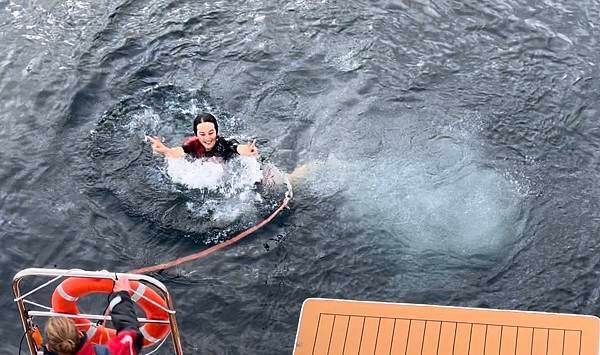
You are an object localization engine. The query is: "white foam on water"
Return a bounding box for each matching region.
[165,156,263,192]
[166,158,226,189]
[164,156,265,228]
[306,127,527,255]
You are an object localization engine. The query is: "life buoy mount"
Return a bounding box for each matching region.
[51,277,170,347]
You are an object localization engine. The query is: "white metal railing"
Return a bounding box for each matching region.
[13,268,184,354]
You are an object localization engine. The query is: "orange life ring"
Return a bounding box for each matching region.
[51,277,170,347]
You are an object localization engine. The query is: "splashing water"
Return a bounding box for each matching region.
[165,156,263,193]
[305,117,527,256]
[163,156,266,229]
[88,85,290,240]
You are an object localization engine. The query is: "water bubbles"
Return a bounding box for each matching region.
[305,109,528,256]
[166,159,226,189]
[161,156,266,228]
[88,85,288,241]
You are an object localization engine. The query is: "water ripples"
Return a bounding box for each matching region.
[2,0,600,353]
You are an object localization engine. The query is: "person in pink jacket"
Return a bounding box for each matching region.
[43,276,143,355]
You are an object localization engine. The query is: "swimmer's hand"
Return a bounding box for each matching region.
[237,139,258,157]
[147,136,184,158]
[147,136,167,153]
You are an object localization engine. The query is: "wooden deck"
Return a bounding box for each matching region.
[294,298,599,355]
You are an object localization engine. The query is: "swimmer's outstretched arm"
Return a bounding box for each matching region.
[147,136,185,158]
[236,139,258,157]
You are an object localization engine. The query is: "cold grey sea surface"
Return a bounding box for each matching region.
[1,0,600,353]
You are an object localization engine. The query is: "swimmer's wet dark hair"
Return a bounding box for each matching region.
[193,112,219,135]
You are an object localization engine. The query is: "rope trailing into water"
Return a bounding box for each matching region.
[13,194,290,354]
[129,193,291,275]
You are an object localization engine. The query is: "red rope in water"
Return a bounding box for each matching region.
[129,194,291,274]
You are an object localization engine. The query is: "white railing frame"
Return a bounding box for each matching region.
[13,268,184,355]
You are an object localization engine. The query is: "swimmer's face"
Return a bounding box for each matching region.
[196,122,217,150]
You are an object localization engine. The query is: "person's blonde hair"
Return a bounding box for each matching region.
[45,317,79,355]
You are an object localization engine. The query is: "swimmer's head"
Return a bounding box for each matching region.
[193,112,219,135]
[193,112,219,151]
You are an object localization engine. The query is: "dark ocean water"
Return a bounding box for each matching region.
[2,0,600,353]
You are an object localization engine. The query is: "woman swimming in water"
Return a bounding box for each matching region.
[147,112,257,160]
[148,111,310,186]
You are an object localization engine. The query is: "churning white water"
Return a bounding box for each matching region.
[165,156,263,193]
[162,156,265,229]
[305,113,527,255]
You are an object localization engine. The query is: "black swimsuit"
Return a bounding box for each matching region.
[182,136,239,161]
